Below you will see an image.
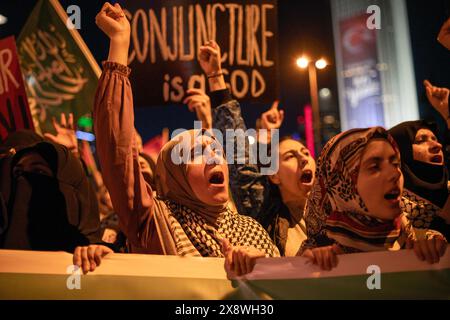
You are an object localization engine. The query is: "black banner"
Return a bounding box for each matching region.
[121,0,278,106]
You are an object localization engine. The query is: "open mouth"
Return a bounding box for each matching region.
[208,171,225,185]
[384,188,400,201]
[430,155,443,164]
[300,170,313,184]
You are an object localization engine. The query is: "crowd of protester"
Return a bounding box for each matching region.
[1,3,449,279]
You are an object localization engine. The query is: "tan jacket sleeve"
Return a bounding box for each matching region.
[93,61,155,249]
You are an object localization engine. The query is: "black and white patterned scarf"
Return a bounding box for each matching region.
[165,200,279,257]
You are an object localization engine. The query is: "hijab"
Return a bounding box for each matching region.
[389,120,449,239]
[0,129,44,153]
[153,129,279,257]
[155,129,228,224]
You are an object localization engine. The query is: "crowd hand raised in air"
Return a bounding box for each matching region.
[258,101,284,144]
[424,80,449,124]
[44,113,79,157]
[221,238,265,278]
[73,244,113,274]
[183,89,212,130]
[96,2,130,66]
[198,40,222,76]
[198,40,227,92]
[260,101,284,131]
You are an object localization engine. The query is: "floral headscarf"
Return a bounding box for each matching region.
[300,127,406,253]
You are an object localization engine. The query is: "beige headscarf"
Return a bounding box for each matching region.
[155,129,228,224]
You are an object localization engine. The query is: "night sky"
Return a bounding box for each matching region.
[0,0,448,143]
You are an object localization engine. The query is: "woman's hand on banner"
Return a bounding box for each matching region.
[260,101,284,131]
[301,244,342,271]
[73,244,114,275]
[221,238,265,278]
[407,235,447,265]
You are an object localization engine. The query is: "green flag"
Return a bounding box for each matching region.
[17,0,100,134]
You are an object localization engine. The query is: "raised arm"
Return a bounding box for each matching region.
[93,3,155,247]
[424,80,450,177]
[424,80,450,129]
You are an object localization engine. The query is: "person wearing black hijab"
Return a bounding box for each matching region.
[1,130,46,236]
[389,120,449,239]
[0,141,102,252]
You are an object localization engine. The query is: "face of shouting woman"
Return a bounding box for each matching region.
[412,129,444,166]
[269,139,316,203]
[357,139,404,221]
[186,135,229,206]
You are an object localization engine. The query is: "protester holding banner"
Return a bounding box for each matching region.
[297,127,447,271]
[72,2,279,275]
[1,130,44,242]
[386,79,450,240]
[185,41,315,257]
[388,120,450,240]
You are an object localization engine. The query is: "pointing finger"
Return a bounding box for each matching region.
[270,100,279,110]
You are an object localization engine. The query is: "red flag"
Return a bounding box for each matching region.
[0,36,34,142]
[143,128,169,161]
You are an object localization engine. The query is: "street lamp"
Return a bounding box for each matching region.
[315,58,327,70]
[296,56,328,154]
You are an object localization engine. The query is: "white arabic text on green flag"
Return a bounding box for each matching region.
[17,0,100,134]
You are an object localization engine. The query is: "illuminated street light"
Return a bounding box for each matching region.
[0,14,7,25]
[320,88,331,98]
[296,55,329,154]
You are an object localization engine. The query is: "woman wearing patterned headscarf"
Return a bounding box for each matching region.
[298,127,447,270]
[389,120,449,240]
[73,3,278,275]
